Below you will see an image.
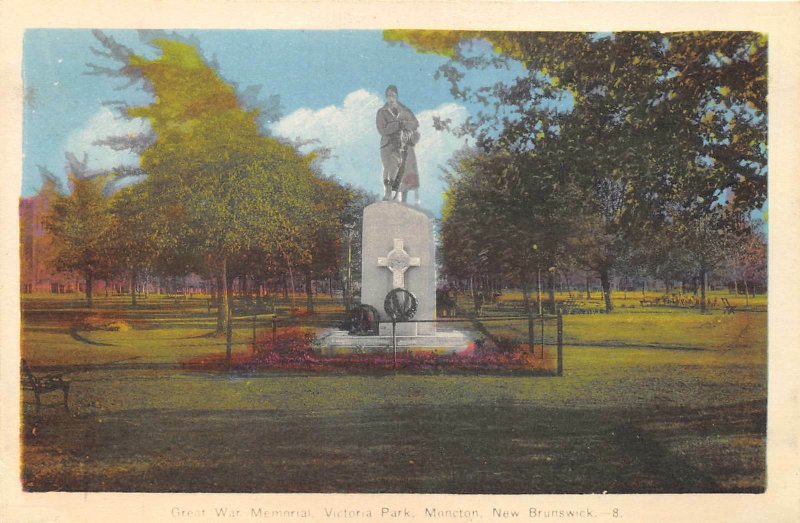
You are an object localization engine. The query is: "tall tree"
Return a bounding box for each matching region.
[338,185,378,310]
[46,173,117,307]
[388,31,767,311]
[136,41,316,332]
[109,180,170,306]
[87,34,319,367]
[724,217,767,304]
[271,175,350,313]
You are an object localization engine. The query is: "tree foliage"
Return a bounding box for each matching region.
[390,30,767,311]
[125,40,320,357]
[46,174,118,307]
[109,180,171,305]
[59,32,354,368]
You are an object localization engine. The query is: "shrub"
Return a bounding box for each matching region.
[80,315,131,332]
[252,327,315,357]
[181,327,547,373]
[179,329,551,374]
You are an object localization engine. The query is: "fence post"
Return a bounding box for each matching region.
[392,321,398,369]
[557,313,563,376]
[540,314,545,359]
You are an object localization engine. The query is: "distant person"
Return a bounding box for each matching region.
[376,84,420,205]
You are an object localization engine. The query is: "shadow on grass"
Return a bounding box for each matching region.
[22,401,764,493]
[185,330,225,339]
[69,327,114,347]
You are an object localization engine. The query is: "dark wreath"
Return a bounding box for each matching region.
[347,304,380,336]
[383,288,418,322]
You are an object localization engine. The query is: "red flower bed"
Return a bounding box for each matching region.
[179,328,552,374]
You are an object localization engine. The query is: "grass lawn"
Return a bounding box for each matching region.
[20,292,767,493]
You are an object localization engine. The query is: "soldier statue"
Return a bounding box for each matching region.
[376,84,420,205]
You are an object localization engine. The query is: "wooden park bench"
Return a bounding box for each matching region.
[21,359,70,412]
[721,297,736,315]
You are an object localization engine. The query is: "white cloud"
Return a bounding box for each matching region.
[63,107,150,173]
[272,90,472,214]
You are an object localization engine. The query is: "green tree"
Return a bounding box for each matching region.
[46,173,117,308]
[91,36,319,367]
[665,206,738,313]
[109,180,171,306]
[273,175,350,313]
[338,185,378,310]
[388,31,767,311]
[440,147,574,313]
[724,217,767,304]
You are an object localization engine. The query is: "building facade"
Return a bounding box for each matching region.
[19,195,79,294]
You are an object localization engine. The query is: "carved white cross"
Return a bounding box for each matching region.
[377,238,421,289]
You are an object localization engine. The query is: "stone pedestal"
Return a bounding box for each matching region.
[361,201,436,335]
[315,201,468,355]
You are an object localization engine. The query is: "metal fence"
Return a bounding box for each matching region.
[235,306,564,376]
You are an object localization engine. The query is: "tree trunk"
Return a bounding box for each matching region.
[520,270,530,312]
[599,268,613,313]
[85,270,94,308]
[131,268,138,307]
[743,279,750,307]
[305,269,314,313]
[585,275,591,300]
[547,272,555,314]
[473,287,483,316]
[225,268,233,370]
[216,258,228,335]
[700,268,707,314]
[288,264,296,310]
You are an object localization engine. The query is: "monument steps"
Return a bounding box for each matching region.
[316,328,471,355]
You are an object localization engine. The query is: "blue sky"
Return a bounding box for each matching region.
[22,29,524,213]
[21,29,766,223]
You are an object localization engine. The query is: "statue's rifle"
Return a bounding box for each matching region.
[391,128,412,191]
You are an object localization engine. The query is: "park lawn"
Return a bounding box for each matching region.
[562,309,764,350]
[22,294,767,366]
[22,344,765,492]
[20,293,347,366]
[22,294,282,366]
[495,289,767,312]
[20,293,767,492]
[481,309,765,355]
